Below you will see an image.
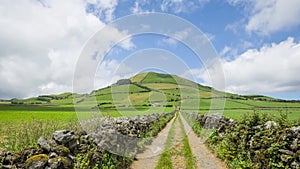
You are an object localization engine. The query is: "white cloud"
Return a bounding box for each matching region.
[38,82,72,95]
[160,0,209,13]
[226,0,248,6]
[240,40,253,50]
[181,68,205,83]
[220,46,232,57]
[159,28,191,46]
[119,38,135,51]
[0,0,134,99]
[247,0,300,34]
[159,28,214,47]
[219,40,253,61]
[72,25,136,94]
[228,0,300,35]
[86,0,119,22]
[197,37,300,95]
[131,1,143,14]
[159,28,193,47]
[161,38,178,47]
[130,1,150,14]
[94,60,134,89]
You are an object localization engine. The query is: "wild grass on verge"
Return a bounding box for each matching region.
[180,112,202,137]
[155,114,178,169]
[75,149,132,169]
[147,113,175,138]
[178,117,196,168]
[0,118,80,151]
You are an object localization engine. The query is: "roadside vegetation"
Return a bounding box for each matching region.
[207,112,300,168]
[0,118,79,151]
[184,110,300,169]
[0,112,175,168]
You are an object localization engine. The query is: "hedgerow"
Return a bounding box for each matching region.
[207,112,300,169]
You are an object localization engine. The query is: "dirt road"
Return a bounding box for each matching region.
[131,112,227,169]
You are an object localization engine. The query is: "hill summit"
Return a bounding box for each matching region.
[6,71,297,118]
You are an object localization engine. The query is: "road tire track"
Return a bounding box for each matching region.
[180,113,227,169]
[130,116,176,169]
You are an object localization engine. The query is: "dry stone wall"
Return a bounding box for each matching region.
[0,112,174,169]
[183,112,300,168]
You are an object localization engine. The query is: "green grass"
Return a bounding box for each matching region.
[0,104,79,151]
[233,99,300,107]
[155,113,196,169]
[130,72,148,83]
[0,102,174,123]
[0,118,80,151]
[93,84,148,96]
[0,105,77,122]
[141,72,178,84]
[0,111,76,123]
[156,114,177,169]
[51,97,74,105]
[100,107,174,117]
[140,72,199,89]
[222,108,300,121]
[143,83,179,90]
[181,98,300,121]
[0,104,75,112]
[4,97,298,123]
[178,116,196,168]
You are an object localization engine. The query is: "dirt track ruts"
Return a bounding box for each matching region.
[131,113,227,169]
[180,113,227,169]
[130,116,176,169]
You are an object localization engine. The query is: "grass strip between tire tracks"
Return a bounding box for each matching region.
[178,116,196,169]
[155,113,196,169]
[155,113,178,169]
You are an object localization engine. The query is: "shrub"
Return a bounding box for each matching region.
[207,112,300,169]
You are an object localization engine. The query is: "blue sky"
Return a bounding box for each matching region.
[0,0,300,100]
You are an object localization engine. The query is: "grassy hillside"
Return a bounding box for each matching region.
[0,71,299,122]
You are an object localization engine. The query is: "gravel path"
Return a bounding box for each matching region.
[130,116,175,169]
[131,113,227,169]
[170,117,185,169]
[180,113,227,169]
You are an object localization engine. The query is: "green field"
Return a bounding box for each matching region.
[0,105,76,122]
[181,98,300,120]
[1,72,300,122]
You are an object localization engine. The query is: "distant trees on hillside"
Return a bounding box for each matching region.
[116,79,131,85]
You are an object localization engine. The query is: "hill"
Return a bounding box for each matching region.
[1,72,300,120]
